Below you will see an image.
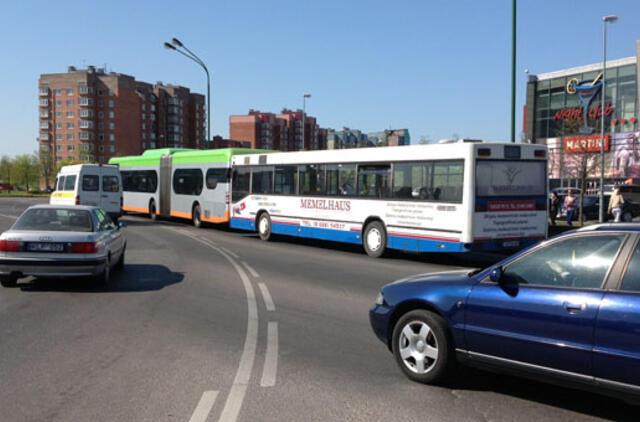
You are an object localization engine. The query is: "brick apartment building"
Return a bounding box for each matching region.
[38,66,206,164]
[229,109,327,151]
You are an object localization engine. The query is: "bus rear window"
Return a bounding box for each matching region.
[476,160,546,197]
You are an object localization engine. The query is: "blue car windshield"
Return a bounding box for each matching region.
[13,209,93,232]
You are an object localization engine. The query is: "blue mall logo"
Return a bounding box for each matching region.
[567,73,603,134]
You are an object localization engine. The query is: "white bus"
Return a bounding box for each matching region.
[229,142,548,257]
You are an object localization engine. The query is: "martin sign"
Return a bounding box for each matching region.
[564,134,610,153]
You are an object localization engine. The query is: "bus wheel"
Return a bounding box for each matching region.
[258,213,272,241]
[193,204,202,228]
[149,200,157,221]
[363,221,386,258]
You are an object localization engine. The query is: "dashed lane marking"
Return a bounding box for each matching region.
[257,283,275,312]
[241,261,259,278]
[220,246,240,259]
[188,390,219,422]
[260,322,279,387]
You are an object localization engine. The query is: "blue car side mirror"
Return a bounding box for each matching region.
[490,267,503,283]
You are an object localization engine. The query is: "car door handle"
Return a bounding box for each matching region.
[101,195,108,198]
[563,302,587,313]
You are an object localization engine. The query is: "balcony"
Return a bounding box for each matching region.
[79,132,94,140]
[78,98,94,107]
[39,87,49,96]
[78,86,92,95]
[40,132,50,141]
[39,110,49,118]
[39,99,49,107]
[39,121,49,129]
[79,120,94,129]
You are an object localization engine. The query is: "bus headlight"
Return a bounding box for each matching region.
[375,291,385,306]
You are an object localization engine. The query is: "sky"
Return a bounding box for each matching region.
[0,0,638,156]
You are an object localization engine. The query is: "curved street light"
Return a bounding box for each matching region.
[163,38,211,147]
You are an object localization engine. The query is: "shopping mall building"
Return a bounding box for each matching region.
[524,40,639,191]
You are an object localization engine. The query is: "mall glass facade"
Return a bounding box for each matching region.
[533,63,637,139]
[525,47,639,188]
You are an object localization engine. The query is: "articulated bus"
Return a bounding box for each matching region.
[109,148,260,226]
[229,142,548,257]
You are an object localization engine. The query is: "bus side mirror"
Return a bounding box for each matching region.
[490,267,503,283]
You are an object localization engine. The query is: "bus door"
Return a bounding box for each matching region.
[204,166,229,221]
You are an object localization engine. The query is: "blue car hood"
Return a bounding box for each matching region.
[390,268,475,285]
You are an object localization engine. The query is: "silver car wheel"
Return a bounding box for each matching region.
[398,320,439,374]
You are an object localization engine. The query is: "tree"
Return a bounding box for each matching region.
[418,135,432,145]
[0,156,13,191]
[13,154,41,192]
[38,148,56,189]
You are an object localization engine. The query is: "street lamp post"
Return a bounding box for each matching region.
[302,94,311,150]
[164,38,210,147]
[599,15,618,223]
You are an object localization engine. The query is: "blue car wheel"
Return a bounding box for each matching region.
[392,310,454,384]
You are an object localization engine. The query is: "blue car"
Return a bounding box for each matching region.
[370,224,640,400]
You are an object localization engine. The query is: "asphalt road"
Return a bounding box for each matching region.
[0,197,637,422]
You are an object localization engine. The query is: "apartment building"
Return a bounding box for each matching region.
[38,66,206,164]
[229,109,327,151]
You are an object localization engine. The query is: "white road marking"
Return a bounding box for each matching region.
[168,228,258,422]
[221,246,239,259]
[188,390,219,422]
[257,283,275,311]
[0,213,18,219]
[260,322,278,387]
[241,261,259,278]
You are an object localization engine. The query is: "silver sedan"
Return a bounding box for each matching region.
[0,205,126,287]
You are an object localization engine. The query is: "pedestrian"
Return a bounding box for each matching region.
[608,187,625,223]
[564,189,577,226]
[549,192,560,226]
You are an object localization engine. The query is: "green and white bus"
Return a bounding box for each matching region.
[109,148,260,227]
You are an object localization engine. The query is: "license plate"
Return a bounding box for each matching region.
[502,240,519,248]
[27,242,64,252]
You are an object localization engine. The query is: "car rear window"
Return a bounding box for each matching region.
[102,175,120,192]
[13,209,93,232]
[82,175,99,191]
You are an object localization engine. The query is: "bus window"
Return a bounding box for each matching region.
[338,164,356,196]
[432,161,463,202]
[232,167,251,202]
[274,166,297,194]
[252,166,273,194]
[299,164,324,195]
[393,162,433,199]
[173,168,203,196]
[357,165,390,198]
[206,168,228,190]
[326,165,340,195]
